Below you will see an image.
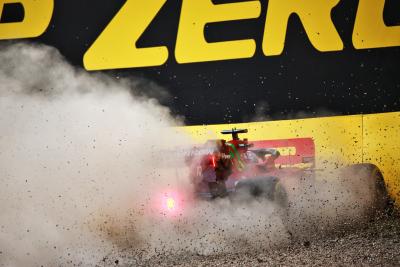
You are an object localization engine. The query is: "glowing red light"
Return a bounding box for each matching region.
[158,192,184,216]
[166,197,175,211]
[152,187,196,219]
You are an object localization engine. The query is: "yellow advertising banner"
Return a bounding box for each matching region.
[181,112,400,207]
[363,112,400,205]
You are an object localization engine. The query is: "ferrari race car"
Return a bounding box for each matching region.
[185,129,314,207]
[157,128,391,223]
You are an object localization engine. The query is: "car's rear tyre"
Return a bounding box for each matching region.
[208,181,228,198]
[234,176,277,200]
[233,177,289,209]
[274,180,289,209]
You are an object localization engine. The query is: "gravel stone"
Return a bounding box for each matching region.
[98,213,400,267]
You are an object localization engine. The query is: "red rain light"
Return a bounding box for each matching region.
[211,155,216,168]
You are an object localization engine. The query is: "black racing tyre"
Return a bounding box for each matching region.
[208,181,228,198]
[369,166,394,216]
[341,163,393,216]
[234,176,278,200]
[274,180,289,209]
[233,176,289,211]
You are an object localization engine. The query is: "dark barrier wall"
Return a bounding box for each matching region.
[1,0,399,125]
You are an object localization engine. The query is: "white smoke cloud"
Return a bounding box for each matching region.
[0,43,382,266]
[0,43,289,266]
[0,43,193,266]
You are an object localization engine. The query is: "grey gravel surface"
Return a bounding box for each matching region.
[100,213,400,267]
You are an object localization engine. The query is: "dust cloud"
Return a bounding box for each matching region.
[0,43,192,266]
[0,43,382,266]
[0,43,287,266]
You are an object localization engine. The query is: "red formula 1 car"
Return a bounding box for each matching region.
[186,129,314,206]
